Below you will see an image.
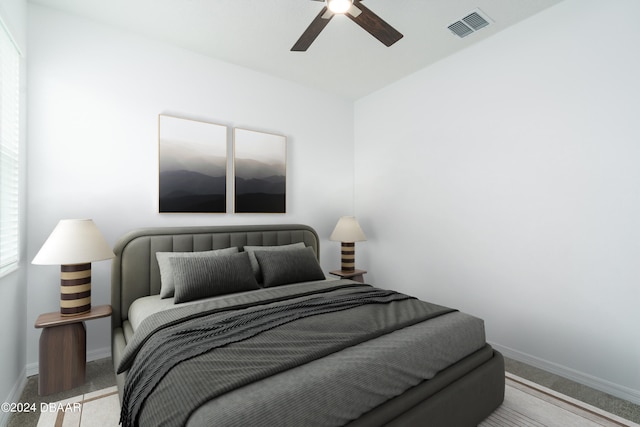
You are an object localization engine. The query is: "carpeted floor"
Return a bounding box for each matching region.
[9,356,640,426]
[505,357,640,424]
[32,373,640,427]
[481,373,639,427]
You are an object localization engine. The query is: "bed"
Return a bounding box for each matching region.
[111,224,504,427]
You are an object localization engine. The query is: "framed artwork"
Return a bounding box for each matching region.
[233,128,287,213]
[158,115,228,213]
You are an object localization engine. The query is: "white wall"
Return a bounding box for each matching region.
[26,5,354,370]
[0,0,28,421]
[355,0,640,403]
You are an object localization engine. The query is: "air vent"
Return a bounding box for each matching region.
[448,21,473,38]
[448,9,492,38]
[463,12,489,31]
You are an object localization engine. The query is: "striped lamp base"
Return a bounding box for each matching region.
[340,242,356,272]
[60,263,92,316]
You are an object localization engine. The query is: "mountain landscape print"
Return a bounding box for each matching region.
[233,128,286,213]
[159,115,227,213]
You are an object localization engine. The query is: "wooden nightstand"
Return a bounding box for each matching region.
[329,269,367,283]
[34,304,112,396]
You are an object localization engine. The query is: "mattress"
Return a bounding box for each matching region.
[188,311,486,427]
[121,280,486,426]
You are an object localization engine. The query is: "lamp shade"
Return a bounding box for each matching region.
[32,219,115,265]
[330,216,367,243]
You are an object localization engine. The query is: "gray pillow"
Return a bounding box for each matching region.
[243,242,306,282]
[170,252,259,303]
[156,247,239,298]
[254,247,325,288]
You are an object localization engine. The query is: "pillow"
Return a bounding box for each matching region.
[243,242,306,282]
[170,252,259,303]
[254,246,325,288]
[156,247,239,298]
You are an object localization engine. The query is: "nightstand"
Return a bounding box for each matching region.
[329,269,367,283]
[34,304,112,396]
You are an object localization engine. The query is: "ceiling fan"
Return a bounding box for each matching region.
[292,0,403,51]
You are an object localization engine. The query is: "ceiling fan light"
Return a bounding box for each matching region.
[326,0,353,14]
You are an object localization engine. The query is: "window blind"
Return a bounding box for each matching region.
[0,20,20,276]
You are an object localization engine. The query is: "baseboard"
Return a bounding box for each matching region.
[87,346,112,363]
[0,367,27,427]
[491,342,640,406]
[25,346,112,378]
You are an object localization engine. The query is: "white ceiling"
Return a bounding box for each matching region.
[29,0,564,100]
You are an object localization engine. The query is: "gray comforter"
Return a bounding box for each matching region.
[118,281,483,427]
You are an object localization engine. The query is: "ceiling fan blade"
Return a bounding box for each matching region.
[346,0,403,47]
[291,6,334,51]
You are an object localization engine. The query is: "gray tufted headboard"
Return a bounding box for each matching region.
[110,224,320,330]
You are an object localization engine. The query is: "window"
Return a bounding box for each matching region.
[0,19,20,277]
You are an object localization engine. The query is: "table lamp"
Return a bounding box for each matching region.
[32,219,115,316]
[329,216,367,271]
